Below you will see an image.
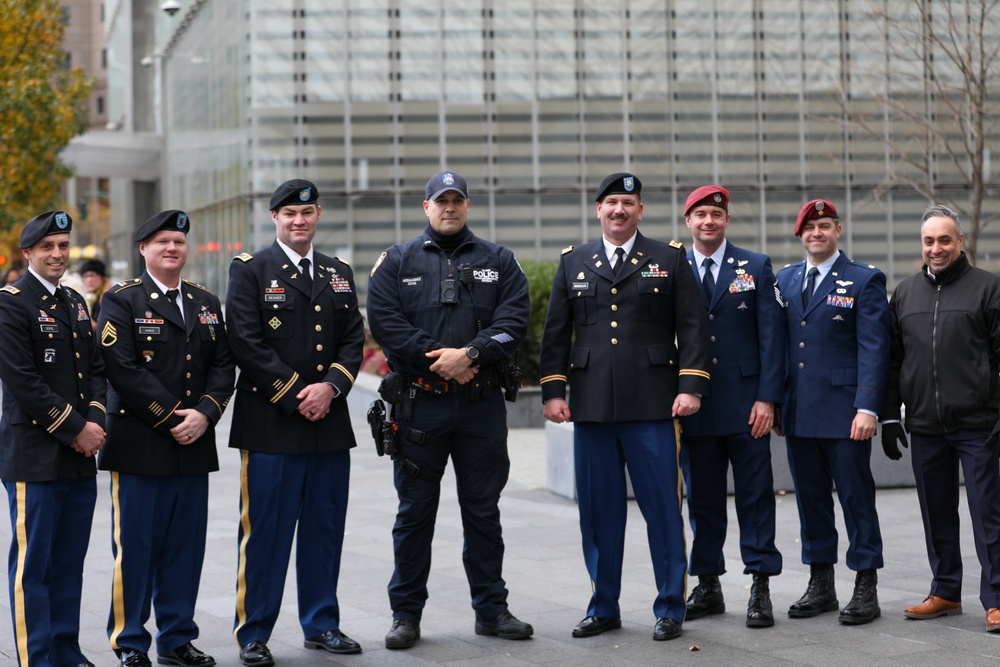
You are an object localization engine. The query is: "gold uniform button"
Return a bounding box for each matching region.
[75,352,80,359]
[343,304,349,309]
[273,304,279,309]
[317,364,324,372]
[315,325,322,332]
[611,338,618,345]
[77,373,83,379]
[73,332,78,339]
[32,420,37,425]
[611,288,618,295]
[147,336,152,341]
[611,321,618,328]
[654,287,659,294]
[79,393,85,399]
[314,305,322,312]
[186,390,192,396]
[316,344,323,351]
[186,354,192,361]
[611,304,618,311]
[186,372,191,379]
[668,360,675,365]
[120,409,125,415]
[48,333,54,339]
[252,387,258,392]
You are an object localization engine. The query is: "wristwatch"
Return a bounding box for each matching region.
[465,346,480,363]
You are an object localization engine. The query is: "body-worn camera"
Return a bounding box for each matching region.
[440,278,458,304]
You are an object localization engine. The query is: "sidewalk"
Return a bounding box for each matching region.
[2,397,999,666]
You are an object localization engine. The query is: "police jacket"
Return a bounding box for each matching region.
[97,272,235,475]
[680,243,785,437]
[366,225,529,378]
[539,232,711,423]
[226,241,364,454]
[0,272,106,482]
[883,252,1000,435]
[775,251,889,439]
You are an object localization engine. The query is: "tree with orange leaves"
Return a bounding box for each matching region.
[0,0,91,231]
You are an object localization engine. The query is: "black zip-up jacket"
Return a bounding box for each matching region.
[883,252,1000,434]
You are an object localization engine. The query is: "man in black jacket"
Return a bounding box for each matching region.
[98,210,235,667]
[227,180,365,664]
[882,204,1000,632]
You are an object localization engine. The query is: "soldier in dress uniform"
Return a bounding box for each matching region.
[226,180,365,666]
[97,210,235,667]
[0,210,107,667]
[540,173,711,642]
[775,199,889,626]
[679,185,785,628]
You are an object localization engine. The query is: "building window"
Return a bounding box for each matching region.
[102,49,107,69]
[97,97,104,114]
[61,5,70,23]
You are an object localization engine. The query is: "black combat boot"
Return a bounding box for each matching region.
[746,573,774,628]
[788,564,838,618]
[686,575,725,620]
[839,569,880,625]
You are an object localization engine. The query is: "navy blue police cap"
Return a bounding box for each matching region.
[595,173,642,202]
[425,171,469,201]
[20,211,73,248]
[135,210,190,242]
[270,179,319,211]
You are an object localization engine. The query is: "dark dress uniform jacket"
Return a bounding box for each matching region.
[540,232,711,420]
[680,244,785,436]
[226,242,364,453]
[97,272,235,475]
[0,272,106,482]
[775,251,890,438]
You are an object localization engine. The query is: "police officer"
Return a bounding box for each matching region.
[775,199,889,625]
[0,210,107,667]
[98,210,235,667]
[366,170,532,649]
[226,180,365,664]
[540,173,711,642]
[679,185,785,628]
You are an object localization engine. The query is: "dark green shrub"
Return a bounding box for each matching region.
[516,259,558,386]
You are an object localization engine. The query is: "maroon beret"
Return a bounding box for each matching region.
[794,199,839,236]
[684,185,729,217]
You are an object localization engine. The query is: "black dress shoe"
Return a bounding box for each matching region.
[839,569,881,625]
[238,641,273,667]
[119,650,152,667]
[304,629,362,654]
[572,616,622,638]
[653,617,682,641]
[157,642,216,667]
[788,563,839,618]
[475,612,534,639]
[686,575,725,620]
[746,573,774,628]
[385,619,421,649]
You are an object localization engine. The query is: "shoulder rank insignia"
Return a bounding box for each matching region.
[112,279,142,293]
[370,251,387,277]
[183,279,210,292]
[335,256,351,266]
[101,321,118,347]
[669,240,684,249]
[235,252,254,263]
[0,285,20,295]
[561,245,574,255]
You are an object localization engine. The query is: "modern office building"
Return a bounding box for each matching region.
[70,0,998,297]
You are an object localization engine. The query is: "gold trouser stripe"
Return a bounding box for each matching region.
[674,419,689,607]
[330,363,355,385]
[153,402,180,429]
[234,450,252,640]
[13,483,28,667]
[109,472,126,650]
[46,404,72,434]
[270,373,299,405]
[202,394,222,414]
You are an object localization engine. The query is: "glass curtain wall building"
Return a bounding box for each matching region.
[115,0,998,296]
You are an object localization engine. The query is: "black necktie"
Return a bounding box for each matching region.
[165,288,183,321]
[612,247,625,276]
[54,286,66,303]
[299,258,313,290]
[702,257,716,303]
[802,267,819,309]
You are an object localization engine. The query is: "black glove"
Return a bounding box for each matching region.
[880,422,908,461]
[987,419,1000,448]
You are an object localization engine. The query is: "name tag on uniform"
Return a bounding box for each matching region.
[402,276,422,288]
[265,294,285,302]
[571,281,589,290]
[40,324,58,333]
[139,326,161,335]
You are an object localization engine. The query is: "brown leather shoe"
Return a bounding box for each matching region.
[987,608,1000,632]
[903,596,962,619]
